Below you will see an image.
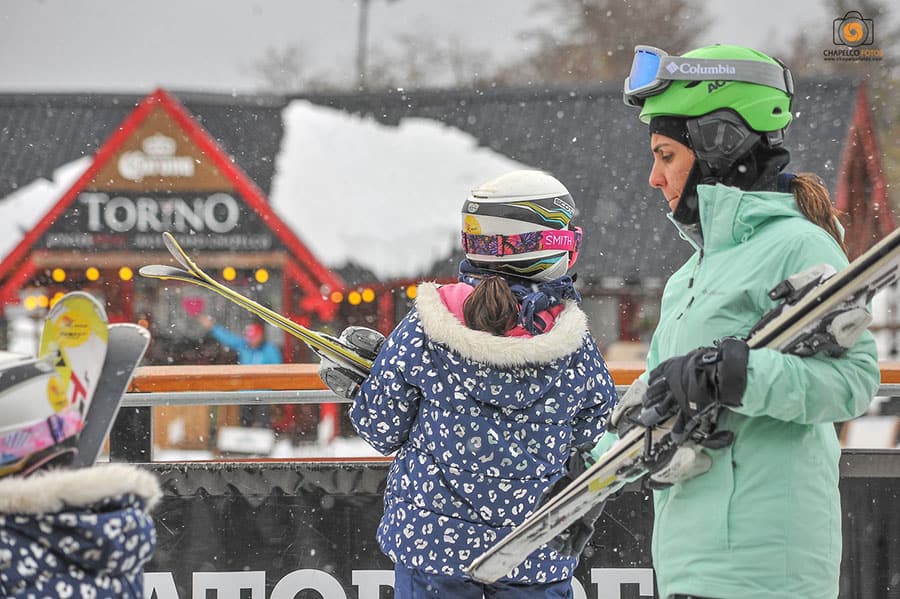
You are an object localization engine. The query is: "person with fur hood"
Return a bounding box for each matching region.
[0,358,160,598]
[320,170,617,598]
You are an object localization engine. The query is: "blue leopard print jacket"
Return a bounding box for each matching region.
[351,282,617,584]
[0,464,160,599]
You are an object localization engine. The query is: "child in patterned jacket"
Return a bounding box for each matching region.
[321,170,618,598]
[0,355,160,598]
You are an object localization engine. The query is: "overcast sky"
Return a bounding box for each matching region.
[0,0,869,93]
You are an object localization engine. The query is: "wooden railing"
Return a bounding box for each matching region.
[126,362,651,393]
[109,362,900,462]
[128,362,900,392]
[128,363,329,393]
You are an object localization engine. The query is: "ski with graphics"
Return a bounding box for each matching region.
[465,225,900,584]
[0,292,109,477]
[139,232,382,379]
[39,291,109,417]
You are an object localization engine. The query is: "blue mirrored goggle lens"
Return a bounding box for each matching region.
[627,49,662,93]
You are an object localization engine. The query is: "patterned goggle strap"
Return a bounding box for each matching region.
[462,226,582,259]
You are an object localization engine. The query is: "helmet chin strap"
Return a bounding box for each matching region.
[672,162,704,225]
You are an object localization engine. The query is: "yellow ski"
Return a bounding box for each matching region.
[139,232,372,374]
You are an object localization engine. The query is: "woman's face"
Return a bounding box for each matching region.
[648,133,696,213]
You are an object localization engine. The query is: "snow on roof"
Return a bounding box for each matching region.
[268,100,530,280]
[0,101,529,282]
[0,157,92,261]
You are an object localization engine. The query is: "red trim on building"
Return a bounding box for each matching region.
[153,90,343,298]
[0,258,37,305]
[0,89,343,320]
[283,259,338,322]
[834,83,896,258]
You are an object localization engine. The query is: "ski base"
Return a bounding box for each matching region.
[71,324,151,468]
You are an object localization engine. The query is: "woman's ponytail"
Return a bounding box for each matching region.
[463,276,519,336]
[790,173,848,257]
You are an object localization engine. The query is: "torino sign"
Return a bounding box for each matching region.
[144,567,655,599]
[78,191,240,234]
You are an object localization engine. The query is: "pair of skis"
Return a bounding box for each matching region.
[463,226,900,583]
[139,232,372,377]
[42,292,151,467]
[2,292,150,470]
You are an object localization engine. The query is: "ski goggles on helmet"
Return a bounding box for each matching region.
[461,226,583,270]
[623,45,794,107]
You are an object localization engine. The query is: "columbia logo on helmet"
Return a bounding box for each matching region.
[668,62,737,76]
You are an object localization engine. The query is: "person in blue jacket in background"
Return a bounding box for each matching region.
[320,169,618,598]
[199,315,282,427]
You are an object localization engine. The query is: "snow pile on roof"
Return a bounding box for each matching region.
[0,158,91,261]
[0,102,530,282]
[269,100,531,280]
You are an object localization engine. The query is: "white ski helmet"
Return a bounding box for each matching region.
[0,355,84,477]
[461,170,581,281]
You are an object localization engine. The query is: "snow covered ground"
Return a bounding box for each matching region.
[145,436,384,462]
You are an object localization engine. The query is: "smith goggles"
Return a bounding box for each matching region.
[461,226,583,269]
[623,45,794,107]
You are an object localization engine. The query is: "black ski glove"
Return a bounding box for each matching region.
[544,443,605,558]
[637,337,749,445]
[317,326,384,399]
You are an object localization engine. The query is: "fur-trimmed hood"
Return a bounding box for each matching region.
[413,282,590,411]
[415,282,588,367]
[0,464,159,598]
[0,463,161,514]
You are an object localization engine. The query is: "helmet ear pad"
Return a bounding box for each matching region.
[673,110,792,226]
[672,110,764,225]
[686,110,762,181]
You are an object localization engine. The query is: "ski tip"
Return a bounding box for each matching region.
[161,232,180,256]
[138,264,189,280]
[138,265,167,279]
[162,232,197,272]
[162,231,183,253]
[47,290,108,323]
[108,322,152,341]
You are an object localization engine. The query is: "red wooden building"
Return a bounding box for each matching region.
[0,89,344,366]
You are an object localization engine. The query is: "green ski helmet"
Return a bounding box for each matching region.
[627,44,793,133]
[624,43,795,224]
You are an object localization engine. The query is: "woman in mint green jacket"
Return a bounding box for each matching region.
[617,44,881,599]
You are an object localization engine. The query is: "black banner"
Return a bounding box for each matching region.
[142,452,900,599]
[40,191,277,252]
